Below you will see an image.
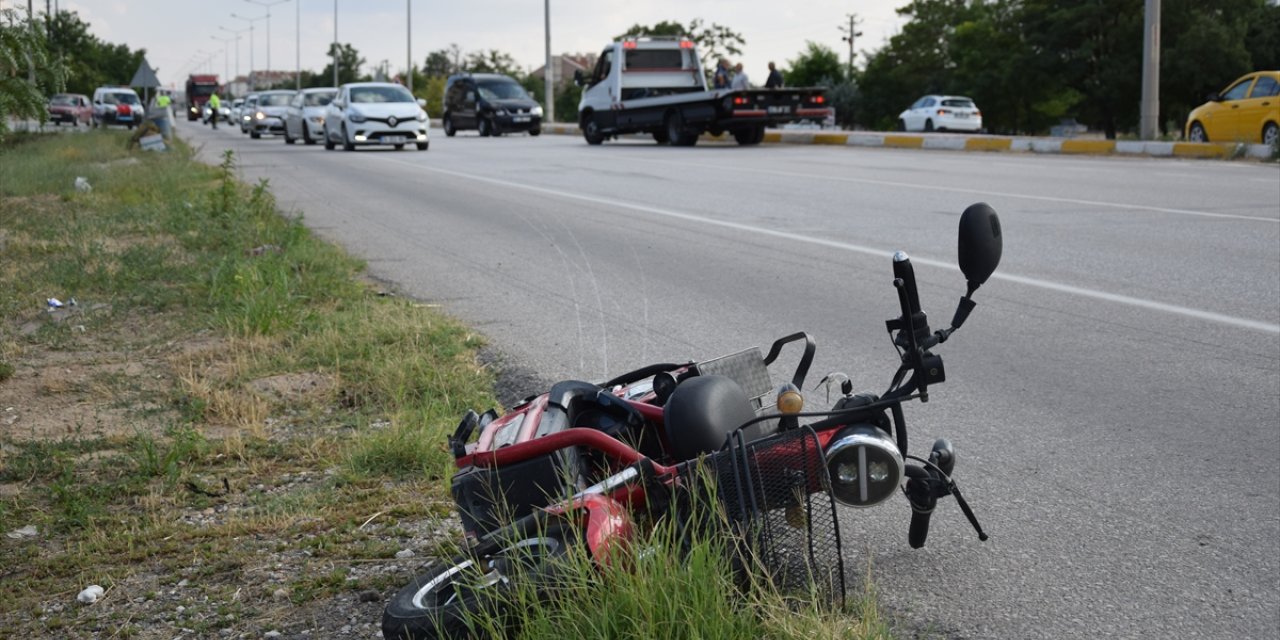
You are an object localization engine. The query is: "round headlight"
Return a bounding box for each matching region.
[255,111,265,120]
[824,424,903,508]
[532,105,544,117]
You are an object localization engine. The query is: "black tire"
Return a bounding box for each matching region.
[324,128,336,150]
[251,130,261,140]
[303,125,316,145]
[127,122,134,130]
[284,128,296,144]
[381,522,574,640]
[924,119,934,132]
[665,111,698,147]
[733,125,765,146]
[416,142,429,151]
[478,117,493,138]
[394,143,405,150]
[1261,122,1277,147]
[342,125,356,151]
[529,128,541,137]
[443,114,456,137]
[582,113,605,145]
[1188,122,1208,142]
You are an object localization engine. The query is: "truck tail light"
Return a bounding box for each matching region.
[679,40,694,49]
[733,96,747,106]
[813,95,826,104]
[623,41,637,50]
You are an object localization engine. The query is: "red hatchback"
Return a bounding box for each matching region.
[47,93,93,126]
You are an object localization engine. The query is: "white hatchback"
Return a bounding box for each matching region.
[897,95,982,133]
[323,83,429,151]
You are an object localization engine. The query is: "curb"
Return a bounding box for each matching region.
[532,122,1275,160]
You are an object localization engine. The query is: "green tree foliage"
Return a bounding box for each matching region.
[43,10,141,96]
[855,0,1277,137]
[423,45,464,78]
[1,8,67,138]
[465,49,520,76]
[784,42,845,87]
[319,43,365,85]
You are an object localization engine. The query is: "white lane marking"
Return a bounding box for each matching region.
[616,155,1280,224]
[367,155,1280,334]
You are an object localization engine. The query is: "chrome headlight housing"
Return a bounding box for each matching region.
[415,109,427,122]
[532,105,544,117]
[347,109,366,123]
[824,424,903,508]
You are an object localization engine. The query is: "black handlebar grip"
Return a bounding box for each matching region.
[893,252,922,315]
[909,507,933,549]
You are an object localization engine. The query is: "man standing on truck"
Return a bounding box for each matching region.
[713,58,731,89]
[731,63,750,91]
[765,62,784,89]
[208,92,221,129]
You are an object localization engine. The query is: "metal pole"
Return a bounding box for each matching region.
[333,0,338,87]
[296,0,300,89]
[1140,0,1161,140]
[544,0,553,122]
[406,0,412,92]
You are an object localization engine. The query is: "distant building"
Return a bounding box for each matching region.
[225,76,250,99]
[247,70,299,91]
[530,54,597,86]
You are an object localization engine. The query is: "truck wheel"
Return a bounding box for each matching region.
[733,126,765,146]
[443,114,456,137]
[479,117,493,138]
[665,111,697,147]
[582,114,605,145]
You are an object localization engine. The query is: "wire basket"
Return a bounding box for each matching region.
[676,425,846,607]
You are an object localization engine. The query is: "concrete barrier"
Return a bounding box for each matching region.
[439,119,1275,161]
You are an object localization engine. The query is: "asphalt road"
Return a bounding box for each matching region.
[182,120,1280,639]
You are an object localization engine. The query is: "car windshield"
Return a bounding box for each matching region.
[350,86,415,103]
[304,91,337,106]
[50,95,76,105]
[942,99,975,108]
[476,80,527,101]
[260,93,293,107]
[101,92,140,105]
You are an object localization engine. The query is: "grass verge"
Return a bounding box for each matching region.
[0,129,891,639]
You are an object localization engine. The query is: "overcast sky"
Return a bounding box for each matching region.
[37,1,908,89]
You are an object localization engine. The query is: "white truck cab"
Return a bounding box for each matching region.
[575,36,827,146]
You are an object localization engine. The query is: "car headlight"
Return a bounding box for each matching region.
[310,116,324,124]
[255,111,266,120]
[532,105,544,117]
[415,110,427,122]
[348,110,366,123]
[495,108,508,116]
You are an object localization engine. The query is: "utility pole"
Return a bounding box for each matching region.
[245,0,288,89]
[295,0,300,89]
[544,0,553,122]
[332,0,338,87]
[406,0,412,92]
[1139,0,1161,140]
[834,13,865,79]
[839,13,860,79]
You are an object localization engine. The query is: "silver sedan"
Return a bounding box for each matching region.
[283,87,338,145]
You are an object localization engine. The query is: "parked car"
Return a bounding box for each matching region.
[244,90,295,139]
[92,87,145,129]
[47,93,93,126]
[323,82,429,151]
[897,95,982,133]
[283,87,337,145]
[1185,71,1280,145]
[442,73,542,137]
[239,94,259,133]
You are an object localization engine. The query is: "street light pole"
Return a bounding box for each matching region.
[230,13,265,89]
[544,0,553,122]
[219,25,250,86]
[245,0,288,89]
[211,35,235,84]
[1140,0,1161,140]
[295,0,300,89]
[406,0,412,92]
[332,0,338,87]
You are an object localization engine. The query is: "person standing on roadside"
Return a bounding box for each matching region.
[730,63,750,90]
[153,92,173,139]
[713,58,731,89]
[207,92,221,129]
[765,62,784,89]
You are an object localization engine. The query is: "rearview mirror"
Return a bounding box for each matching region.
[957,203,1002,294]
[573,69,585,87]
[416,98,426,108]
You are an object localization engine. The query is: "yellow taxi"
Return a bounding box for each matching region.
[1185,71,1280,145]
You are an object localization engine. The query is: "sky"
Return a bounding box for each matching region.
[25,1,909,89]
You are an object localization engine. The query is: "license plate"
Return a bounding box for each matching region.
[383,136,406,144]
[767,105,791,114]
[955,113,969,118]
[513,116,531,123]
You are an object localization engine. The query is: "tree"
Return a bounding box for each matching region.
[319,43,364,85]
[1,7,67,138]
[464,49,519,75]
[423,44,463,78]
[44,10,143,96]
[785,42,844,87]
